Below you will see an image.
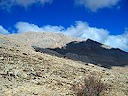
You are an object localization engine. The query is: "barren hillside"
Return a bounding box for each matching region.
[8,32,128,69]
[0,33,128,96]
[7,32,83,48]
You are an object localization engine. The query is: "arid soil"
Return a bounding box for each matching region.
[0,33,128,96]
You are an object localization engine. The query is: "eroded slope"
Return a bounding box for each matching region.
[0,34,128,96]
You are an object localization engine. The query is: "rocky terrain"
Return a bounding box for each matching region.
[48,39,128,68]
[7,32,83,48]
[8,32,128,69]
[0,32,128,96]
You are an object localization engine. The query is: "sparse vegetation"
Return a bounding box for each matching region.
[0,34,128,96]
[73,74,109,96]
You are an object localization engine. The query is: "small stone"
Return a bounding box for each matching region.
[0,56,4,60]
[33,92,38,95]
[23,53,27,55]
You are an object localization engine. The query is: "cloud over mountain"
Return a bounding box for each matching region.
[15,21,109,43]
[0,0,53,10]
[0,21,128,51]
[75,0,121,12]
[64,21,128,51]
[105,30,128,51]
[15,22,64,33]
[14,21,128,52]
[0,25,9,35]
[64,21,109,43]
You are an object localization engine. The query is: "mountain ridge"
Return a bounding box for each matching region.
[8,32,128,69]
[0,32,128,96]
[47,39,128,68]
[7,32,84,48]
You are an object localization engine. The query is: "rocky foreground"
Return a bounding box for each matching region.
[0,33,128,96]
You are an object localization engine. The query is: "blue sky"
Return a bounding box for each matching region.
[0,0,128,51]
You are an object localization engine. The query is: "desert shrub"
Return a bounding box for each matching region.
[73,75,109,96]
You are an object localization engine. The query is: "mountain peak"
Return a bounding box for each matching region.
[0,32,128,95]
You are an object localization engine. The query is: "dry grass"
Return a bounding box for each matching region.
[0,35,128,96]
[73,74,109,96]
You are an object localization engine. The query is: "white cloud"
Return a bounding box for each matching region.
[0,25,9,35]
[75,0,121,12]
[64,21,109,43]
[15,22,43,32]
[0,0,121,11]
[104,30,128,51]
[14,21,128,51]
[41,25,64,32]
[37,0,53,4]
[64,21,128,51]
[1,21,128,51]
[15,22,64,33]
[0,0,53,10]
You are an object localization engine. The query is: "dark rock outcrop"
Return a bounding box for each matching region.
[47,39,128,68]
[6,32,128,68]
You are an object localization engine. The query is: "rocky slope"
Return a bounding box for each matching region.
[48,39,128,68]
[0,33,128,96]
[8,32,128,69]
[7,32,83,48]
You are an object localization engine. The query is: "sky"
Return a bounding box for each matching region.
[0,0,128,51]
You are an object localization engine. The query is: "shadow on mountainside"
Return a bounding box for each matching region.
[33,39,128,69]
